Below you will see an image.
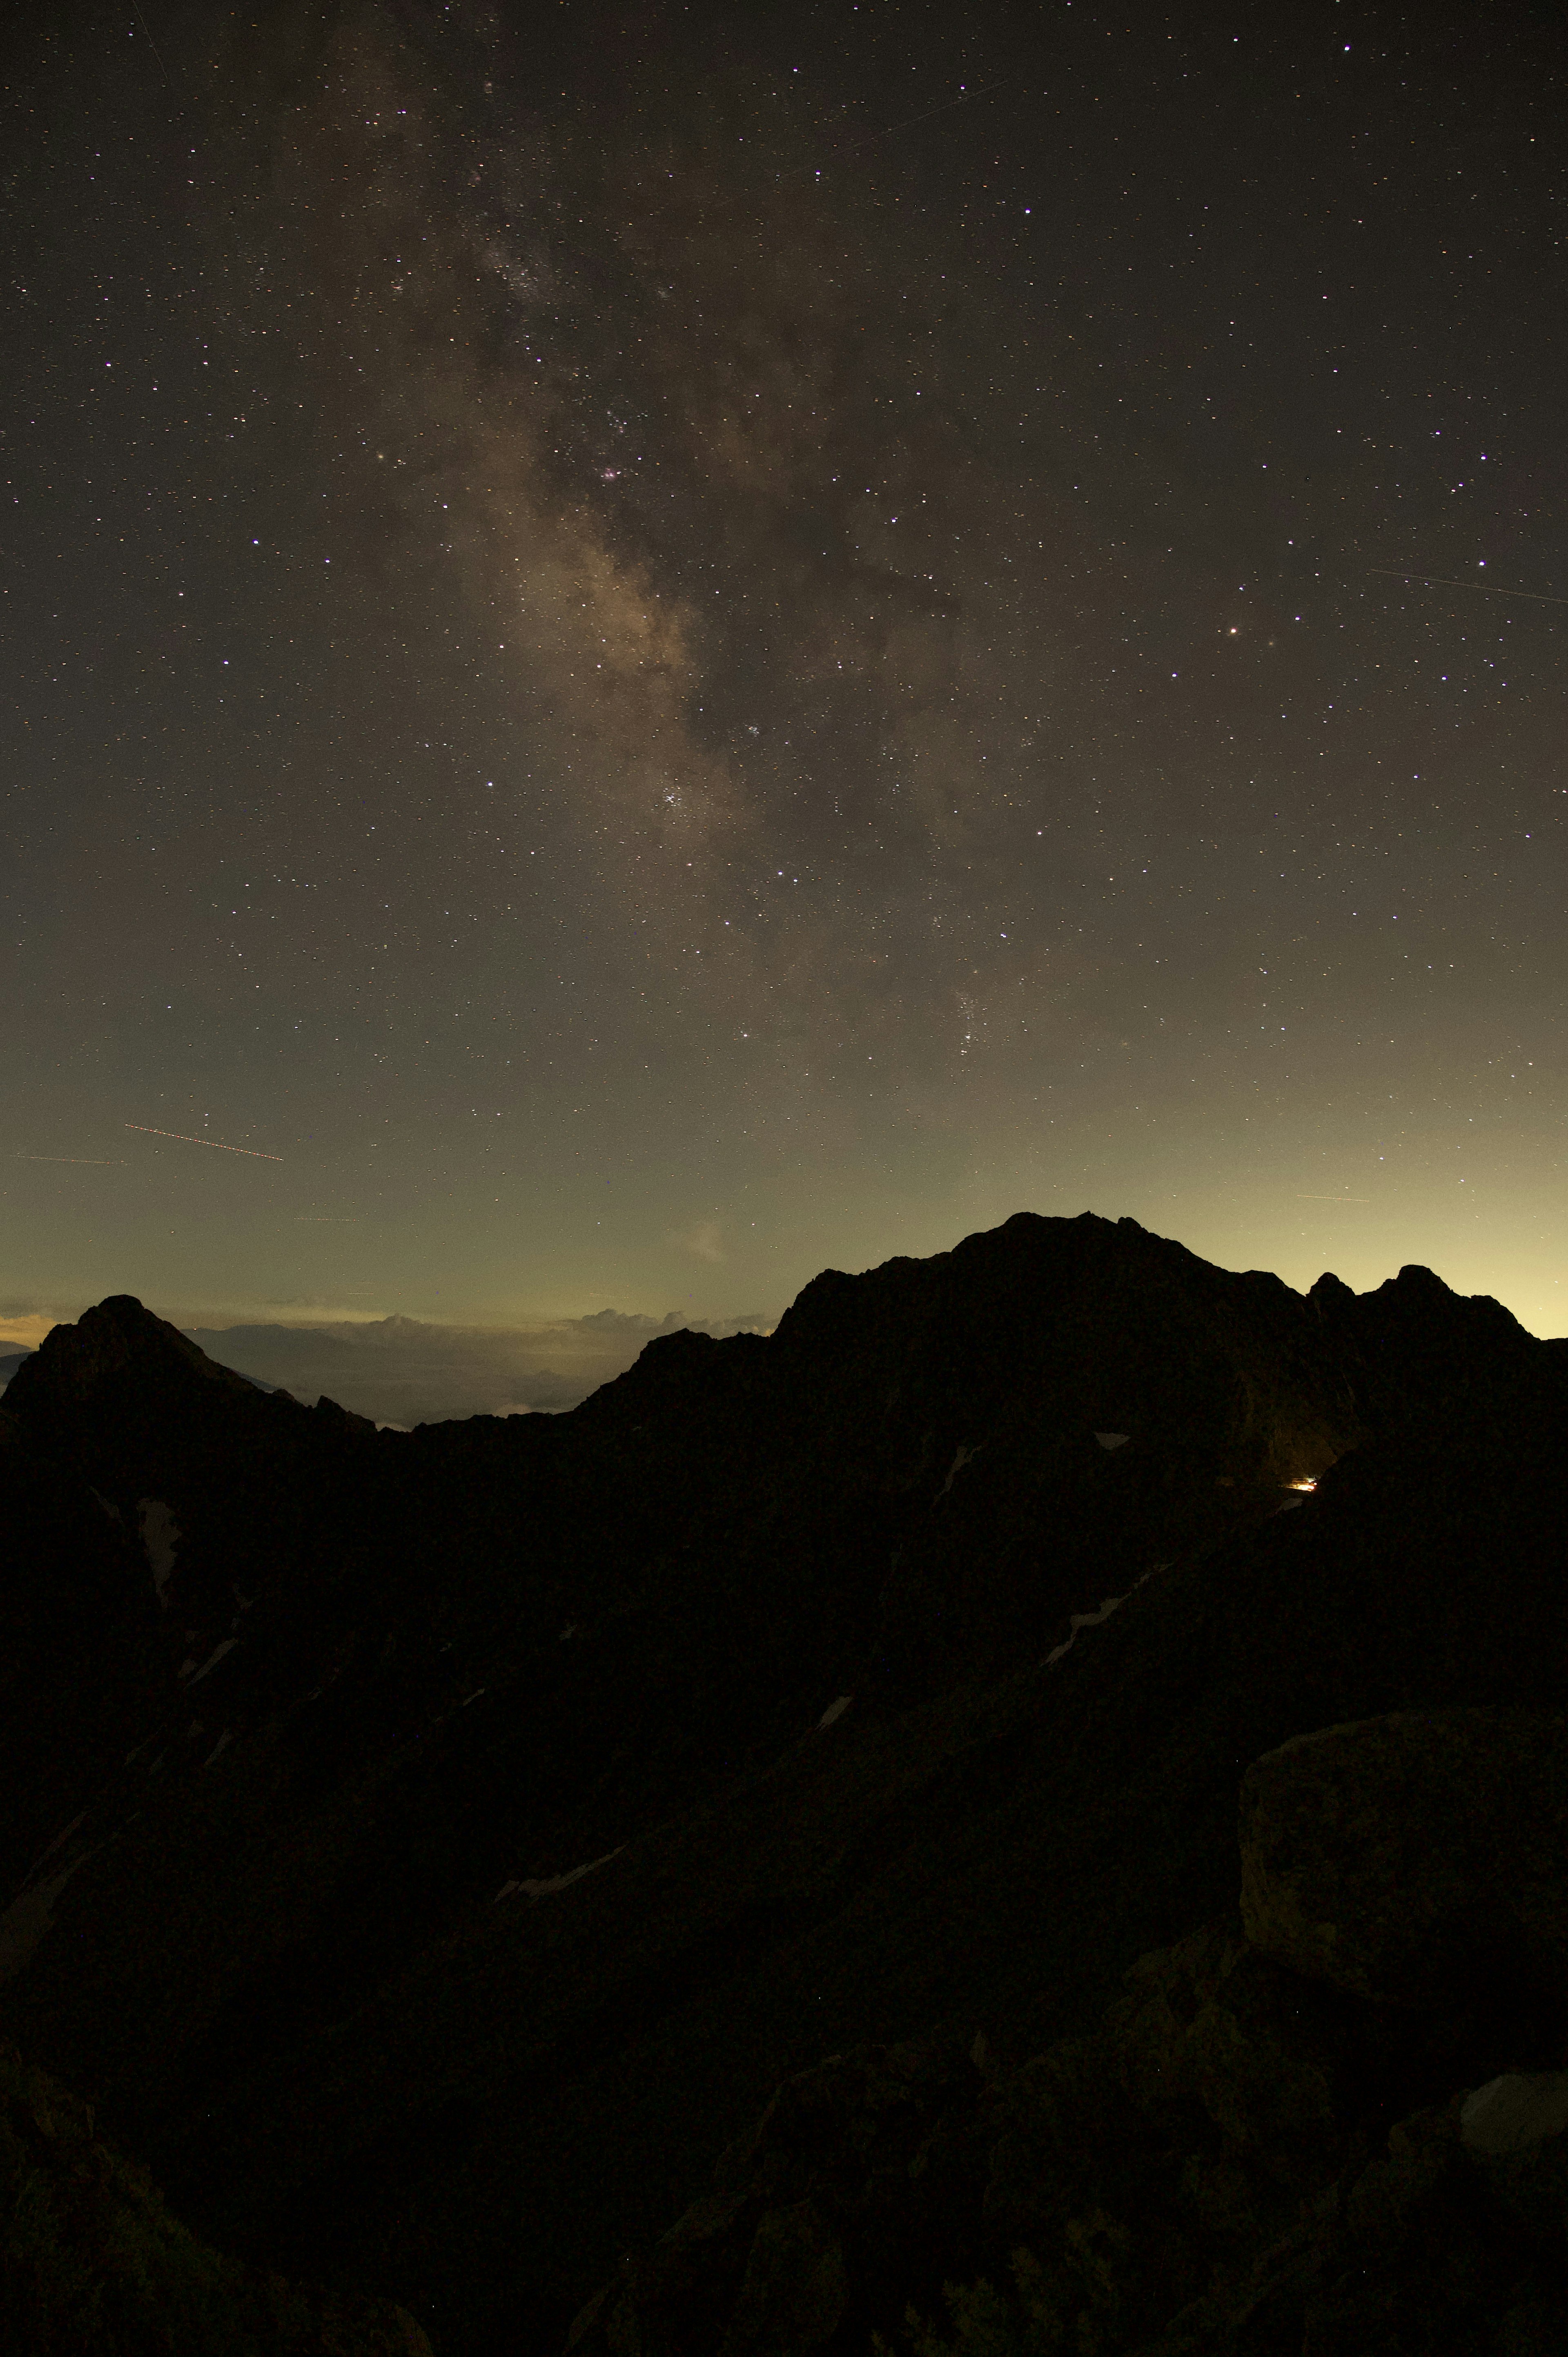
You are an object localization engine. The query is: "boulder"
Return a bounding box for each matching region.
[1238,1709,1568,2027]
[1462,2072,1568,2158]
[1107,1922,1350,2167]
[1462,2073,1568,2257]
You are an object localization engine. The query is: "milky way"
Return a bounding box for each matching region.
[4,0,1565,1338]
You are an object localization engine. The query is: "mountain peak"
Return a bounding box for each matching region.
[8,1296,265,1422]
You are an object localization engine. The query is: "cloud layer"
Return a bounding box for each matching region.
[182,1306,772,1426]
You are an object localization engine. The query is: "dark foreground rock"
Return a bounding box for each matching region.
[1240,1709,1568,2033]
[569,1709,1568,2357]
[2,1213,1566,2353]
[0,2038,433,2356]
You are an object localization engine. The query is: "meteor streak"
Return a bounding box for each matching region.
[15,1155,126,1166]
[125,1125,283,1161]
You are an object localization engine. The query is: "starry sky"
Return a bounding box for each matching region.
[4,0,1566,1355]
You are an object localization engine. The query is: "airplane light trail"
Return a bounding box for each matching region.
[129,0,174,87]
[1368,567,1568,607]
[1296,1194,1370,1202]
[15,1155,127,1166]
[125,1125,283,1160]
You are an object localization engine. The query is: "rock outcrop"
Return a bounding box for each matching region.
[568,1710,1568,2356]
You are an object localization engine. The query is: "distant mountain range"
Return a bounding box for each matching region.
[2,1211,1566,2356]
[5,1306,780,1425]
[176,1307,775,1425]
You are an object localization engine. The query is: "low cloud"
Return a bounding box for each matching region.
[0,1307,74,1349]
[179,1305,774,1427]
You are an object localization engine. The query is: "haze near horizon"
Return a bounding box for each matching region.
[1,1202,1559,1431]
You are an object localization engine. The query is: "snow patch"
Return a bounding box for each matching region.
[138,1499,180,1608]
[183,1637,238,1686]
[1040,1565,1164,1670]
[936,1443,981,1499]
[494,1844,626,1904]
[814,1695,853,1731]
[1095,1431,1129,1451]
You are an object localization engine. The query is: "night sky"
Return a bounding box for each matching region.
[4,0,1566,1365]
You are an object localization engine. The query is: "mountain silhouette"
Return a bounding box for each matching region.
[2,1211,1565,2355]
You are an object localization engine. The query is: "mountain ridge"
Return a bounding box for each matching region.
[2,1209,1565,2353]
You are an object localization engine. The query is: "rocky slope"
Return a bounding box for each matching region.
[1,2037,432,2356]
[0,1211,1564,2353]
